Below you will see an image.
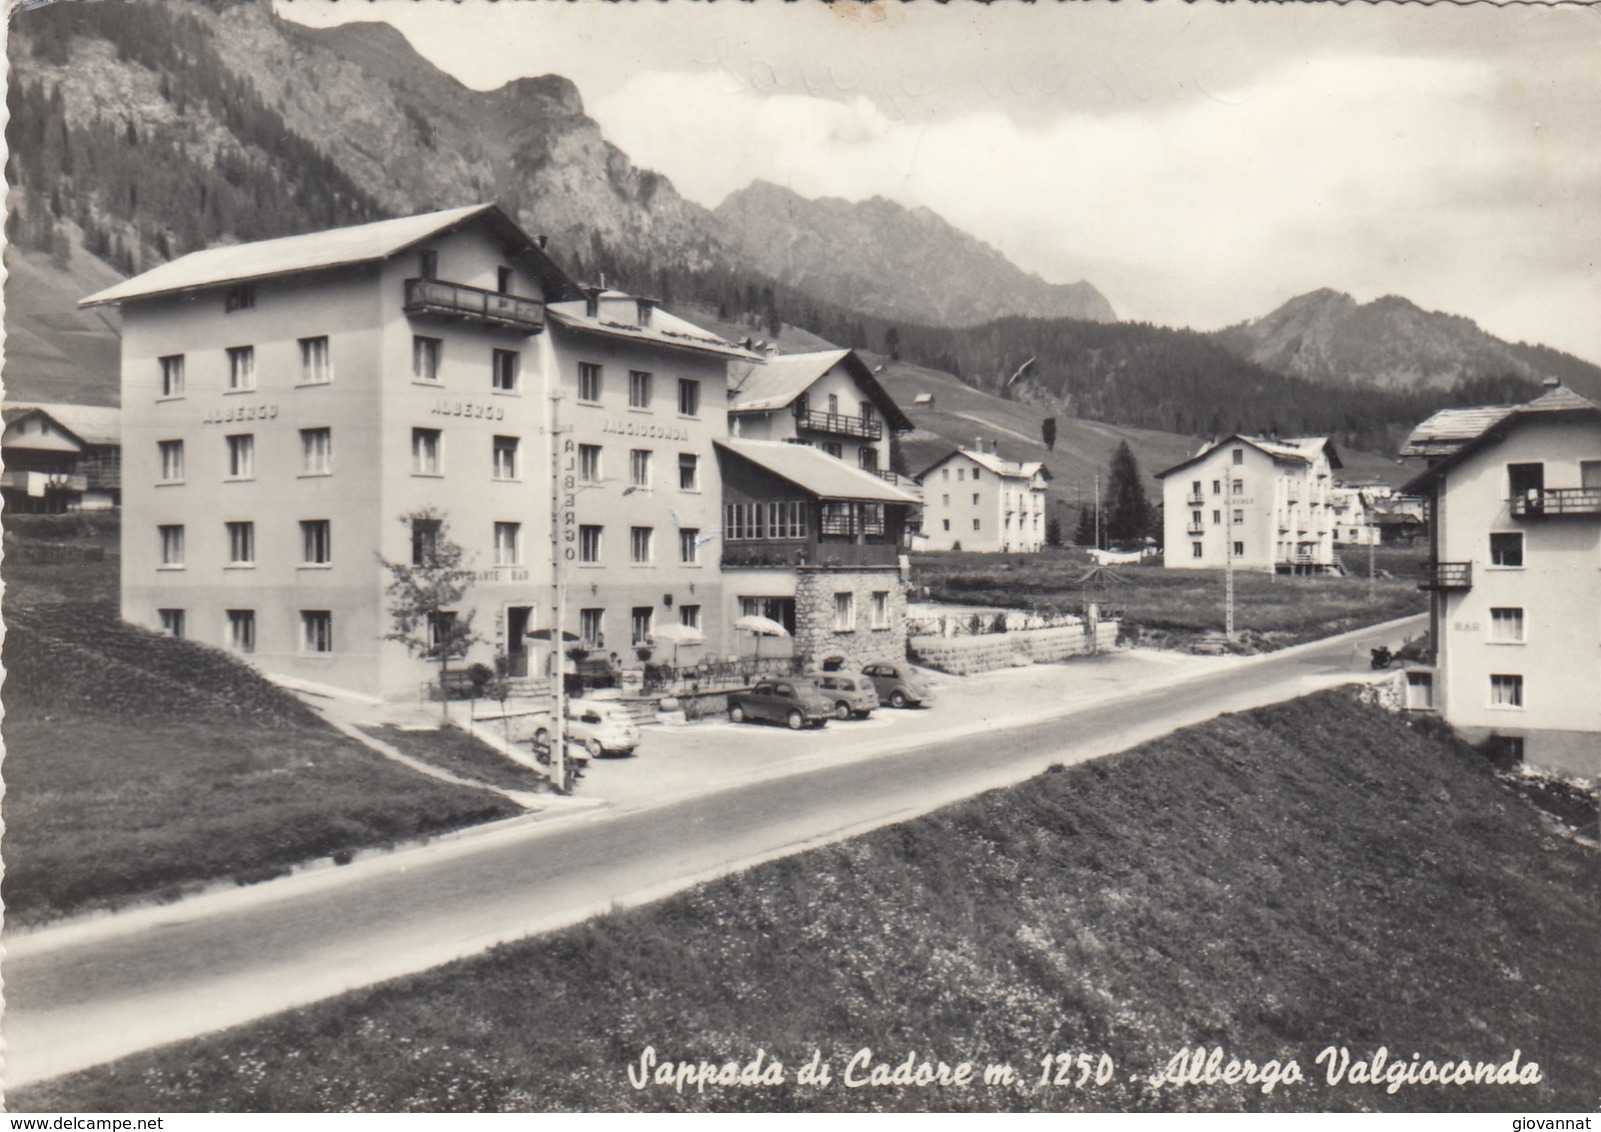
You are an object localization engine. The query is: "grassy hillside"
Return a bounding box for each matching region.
[0,519,523,924]
[23,690,1598,1112]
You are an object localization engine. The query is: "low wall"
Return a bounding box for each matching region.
[909,622,1119,676]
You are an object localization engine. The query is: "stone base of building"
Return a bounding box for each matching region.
[1454,724,1601,781]
[792,566,907,671]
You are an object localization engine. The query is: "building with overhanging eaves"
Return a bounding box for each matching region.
[715,437,919,671]
[82,203,757,698]
[1155,435,1342,573]
[726,349,916,488]
[914,446,1051,553]
[1,402,122,512]
[1399,378,1601,778]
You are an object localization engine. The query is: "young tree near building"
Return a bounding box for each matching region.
[378,509,482,717]
[1041,417,1057,452]
[1045,515,1063,548]
[1103,441,1156,546]
[884,326,901,361]
[1073,504,1099,549]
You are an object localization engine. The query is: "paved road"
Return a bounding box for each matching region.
[2,617,1423,1089]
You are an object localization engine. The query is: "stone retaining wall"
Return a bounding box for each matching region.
[909,622,1120,676]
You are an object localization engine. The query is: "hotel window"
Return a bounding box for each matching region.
[494,521,522,567]
[972,468,981,481]
[226,346,255,391]
[159,524,185,567]
[871,590,890,629]
[630,526,654,563]
[1231,480,1244,495]
[827,394,839,416]
[973,518,981,531]
[631,607,654,647]
[822,442,843,460]
[1191,543,1203,559]
[942,469,949,481]
[224,282,256,312]
[301,520,332,565]
[679,604,701,630]
[1233,541,1245,557]
[629,370,653,409]
[159,609,185,639]
[1191,510,1202,528]
[411,517,441,566]
[678,452,699,491]
[957,468,965,481]
[579,608,605,648]
[299,336,331,384]
[1490,674,1524,708]
[492,349,519,392]
[159,354,185,397]
[413,336,442,383]
[1232,448,1244,465]
[1191,480,1202,496]
[158,439,184,483]
[419,249,438,280]
[1212,480,1221,495]
[227,609,256,654]
[859,447,880,471]
[300,427,332,474]
[678,377,700,417]
[578,525,603,564]
[1490,532,1524,567]
[493,435,520,480]
[226,521,255,566]
[833,592,856,632]
[226,434,254,479]
[579,444,603,483]
[1212,510,1221,525]
[942,494,950,506]
[496,266,513,293]
[1490,607,1525,643]
[412,428,442,475]
[301,610,333,654]
[425,611,457,657]
[1233,509,1244,524]
[942,519,950,531]
[578,362,602,402]
[680,528,700,565]
[972,493,980,506]
[629,449,653,489]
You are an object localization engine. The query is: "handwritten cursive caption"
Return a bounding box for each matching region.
[626,1044,1544,1097]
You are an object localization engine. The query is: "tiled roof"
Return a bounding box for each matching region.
[1155,434,1338,478]
[4,402,120,445]
[728,350,850,412]
[916,447,1050,483]
[1399,405,1518,459]
[717,438,920,504]
[547,295,759,361]
[81,204,579,307]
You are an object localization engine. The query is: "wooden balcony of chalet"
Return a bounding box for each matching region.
[404,278,545,334]
[1509,487,1601,518]
[1418,561,1472,591]
[793,406,883,441]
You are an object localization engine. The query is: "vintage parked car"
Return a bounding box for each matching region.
[728,678,833,730]
[531,699,642,759]
[861,662,935,708]
[813,671,880,720]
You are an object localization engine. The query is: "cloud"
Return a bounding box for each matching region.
[594,55,1600,361]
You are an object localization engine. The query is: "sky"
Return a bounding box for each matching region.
[278,0,1601,363]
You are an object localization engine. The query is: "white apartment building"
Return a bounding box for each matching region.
[1400,379,1601,778]
[914,447,1050,553]
[1330,486,1383,547]
[83,204,754,699]
[1155,435,1342,573]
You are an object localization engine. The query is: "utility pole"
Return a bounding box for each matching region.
[1224,511,1236,642]
[546,382,571,794]
[1368,530,1377,605]
[1093,472,1102,550]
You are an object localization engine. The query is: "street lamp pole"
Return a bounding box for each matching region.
[547,381,571,793]
[1225,511,1236,642]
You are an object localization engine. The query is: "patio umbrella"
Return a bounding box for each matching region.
[734,614,790,663]
[650,622,706,666]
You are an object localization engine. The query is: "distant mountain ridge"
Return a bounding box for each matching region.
[715,180,1116,328]
[1212,288,1601,400]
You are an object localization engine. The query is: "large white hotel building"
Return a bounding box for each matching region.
[83,204,762,699]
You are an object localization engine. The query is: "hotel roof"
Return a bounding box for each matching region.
[80,204,582,308]
[716,438,920,504]
[547,294,760,362]
[1155,434,1341,478]
[727,350,914,431]
[914,447,1051,483]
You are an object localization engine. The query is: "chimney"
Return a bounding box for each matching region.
[581,284,603,319]
[1543,376,1561,389]
[537,234,548,250]
[636,297,656,327]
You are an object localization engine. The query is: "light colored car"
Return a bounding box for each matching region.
[813,671,880,720]
[861,662,935,708]
[728,678,833,730]
[532,699,642,759]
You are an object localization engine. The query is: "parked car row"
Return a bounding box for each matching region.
[726,662,936,729]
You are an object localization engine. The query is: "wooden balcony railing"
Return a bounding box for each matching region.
[1419,561,1472,591]
[1509,488,1601,518]
[793,408,882,441]
[404,278,545,333]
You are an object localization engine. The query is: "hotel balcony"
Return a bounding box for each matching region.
[722,539,899,570]
[1187,492,1205,505]
[1186,523,1206,534]
[0,469,88,492]
[793,408,882,441]
[1418,561,1472,591]
[404,278,545,334]
[1509,488,1601,518]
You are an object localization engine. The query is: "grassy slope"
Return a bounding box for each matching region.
[22,691,1597,1112]
[1,526,522,925]
[2,239,125,406]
